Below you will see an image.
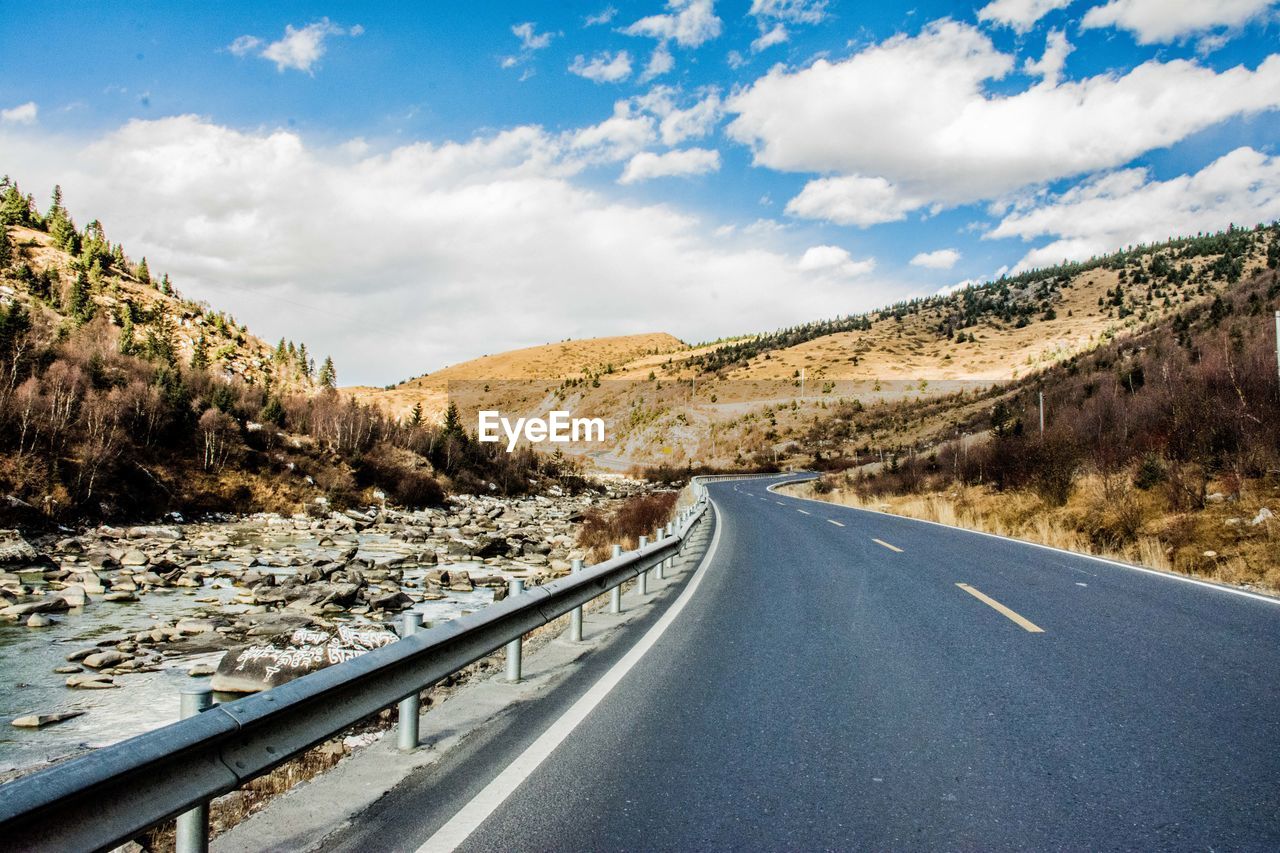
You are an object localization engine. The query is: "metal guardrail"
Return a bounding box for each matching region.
[0,498,712,853]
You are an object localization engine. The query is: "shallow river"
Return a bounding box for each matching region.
[0,522,502,776]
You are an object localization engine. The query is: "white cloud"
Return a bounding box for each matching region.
[513,22,554,52]
[751,24,789,53]
[748,0,828,24]
[910,248,962,269]
[624,0,722,48]
[1081,0,1278,44]
[227,35,262,57]
[228,18,361,74]
[620,147,721,183]
[0,102,38,125]
[1024,29,1072,85]
[727,50,748,69]
[977,0,1072,33]
[785,174,924,226]
[634,87,723,145]
[571,102,656,161]
[727,20,1280,224]
[503,22,556,71]
[987,147,1280,271]
[0,116,898,384]
[641,43,675,82]
[798,245,876,278]
[569,50,633,83]
[586,6,618,26]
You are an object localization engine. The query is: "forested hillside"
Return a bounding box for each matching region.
[0,178,576,526]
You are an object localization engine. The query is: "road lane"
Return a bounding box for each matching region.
[332,475,1280,850]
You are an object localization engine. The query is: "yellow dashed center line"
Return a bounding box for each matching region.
[827,519,845,527]
[956,583,1045,633]
[872,538,902,553]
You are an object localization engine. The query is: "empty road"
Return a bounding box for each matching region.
[325,475,1280,851]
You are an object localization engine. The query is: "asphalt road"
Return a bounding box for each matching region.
[328,475,1280,851]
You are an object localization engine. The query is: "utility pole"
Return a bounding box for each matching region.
[1039,391,1045,436]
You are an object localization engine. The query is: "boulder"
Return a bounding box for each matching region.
[0,533,37,565]
[11,710,85,728]
[66,673,117,689]
[120,550,149,567]
[211,625,397,693]
[83,650,131,669]
[127,525,183,541]
[368,590,413,611]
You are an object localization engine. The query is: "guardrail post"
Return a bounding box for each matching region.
[665,522,675,567]
[610,544,623,613]
[638,536,649,595]
[506,579,525,682]
[569,558,584,642]
[397,611,424,752]
[175,686,214,853]
[654,527,666,580]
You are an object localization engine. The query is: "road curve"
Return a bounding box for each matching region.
[332,475,1280,851]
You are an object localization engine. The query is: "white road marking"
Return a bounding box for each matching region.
[797,509,811,515]
[827,519,845,527]
[417,501,726,852]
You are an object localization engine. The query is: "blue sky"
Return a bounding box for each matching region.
[1,1,1278,384]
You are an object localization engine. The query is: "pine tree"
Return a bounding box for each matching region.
[145,313,178,366]
[259,396,285,426]
[443,402,464,438]
[88,259,104,291]
[273,338,287,363]
[318,356,336,388]
[0,224,10,267]
[135,257,151,286]
[190,335,209,370]
[297,343,310,377]
[68,271,94,323]
[160,273,172,295]
[119,309,137,355]
[409,402,423,427]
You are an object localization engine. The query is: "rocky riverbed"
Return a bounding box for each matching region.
[0,484,641,777]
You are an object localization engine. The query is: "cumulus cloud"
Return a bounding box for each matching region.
[987,147,1280,271]
[784,174,925,226]
[228,18,361,74]
[640,43,675,82]
[624,0,722,48]
[727,20,1280,226]
[1081,0,1278,45]
[0,116,898,384]
[620,147,721,183]
[634,87,723,145]
[798,245,876,278]
[977,0,1072,33]
[569,50,633,83]
[910,248,962,269]
[0,102,38,125]
[570,102,656,161]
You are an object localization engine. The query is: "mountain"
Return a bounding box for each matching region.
[354,223,1278,472]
